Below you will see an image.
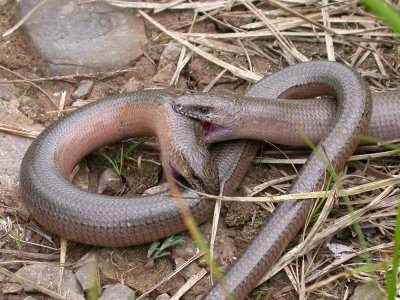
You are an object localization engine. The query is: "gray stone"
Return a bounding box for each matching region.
[61,270,83,297]
[143,183,169,195]
[97,168,121,194]
[72,80,94,100]
[159,42,182,68]
[2,264,72,293]
[0,85,18,101]
[17,0,148,75]
[0,133,32,189]
[75,254,100,293]
[75,265,97,293]
[99,284,135,300]
[174,257,202,280]
[152,63,176,83]
[350,283,385,300]
[171,236,198,261]
[0,100,43,189]
[156,293,171,300]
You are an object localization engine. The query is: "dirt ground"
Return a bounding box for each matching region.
[0,0,399,299]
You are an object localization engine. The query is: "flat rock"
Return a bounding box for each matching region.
[99,284,135,300]
[174,257,202,280]
[171,235,198,261]
[0,132,32,189]
[152,63,176,83]
[17,0,148,75]
[72,80,94,100]
[0,85,18,101]
[350,283,385,300]
[61,269,83,297]
[0,100,43,189]
[75,253,100,293]
[143,183,169,195]
[2,264,77,294]
[159,42,182,68]
[97,168,121,194]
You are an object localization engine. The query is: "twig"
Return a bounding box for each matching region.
[154,0,186,14]
[189,176,400,202]
[265,0,373,51]
[258,186,397,285]
[57,239,67,294]
[137,252,203,299]
[138,10,262,82]
[171,269,207,299]
[0,249,59,260]
[241,0,308,64]
[321,0,335,61]
[254,149,400,164]
[0,123,42,138]
[0,65,57,107]
[3,0,49,37]
[100,0,233,11]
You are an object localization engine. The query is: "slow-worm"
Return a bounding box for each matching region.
[174,61,380,298]
[19,90,256,247]
[19,61,399,298]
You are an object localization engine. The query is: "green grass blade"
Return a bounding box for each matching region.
[359,0,400,33]
[387,196,400,300]
[296,125,369,259]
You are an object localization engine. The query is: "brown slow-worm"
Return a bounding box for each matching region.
[174,61,377,298]
[20,61,399,298]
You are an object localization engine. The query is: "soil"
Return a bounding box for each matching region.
[0,1,399,299]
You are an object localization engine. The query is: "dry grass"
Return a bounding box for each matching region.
[124,1,399,298]
[1,0,399,299]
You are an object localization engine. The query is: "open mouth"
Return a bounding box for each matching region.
[170,165,191,187]
[170,164,204,192]
[200,120,211,135]
[200,120,225,136]
[174,104,225,137]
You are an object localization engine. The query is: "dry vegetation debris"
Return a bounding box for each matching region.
[0,0,399,299]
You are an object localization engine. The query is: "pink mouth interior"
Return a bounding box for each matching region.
[200,120,211,135]
[200,120,223,136]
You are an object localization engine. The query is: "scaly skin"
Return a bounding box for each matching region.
[20,61,398,298]
[174,61,378,299]
[19,90,251,247]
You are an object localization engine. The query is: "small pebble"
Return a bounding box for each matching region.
[159,42,182,68]
[99,284,135,300]
[152,63,176,83]
[156,293,171,300]
[75,253,100,293]
[174,257,202,280]
[72,80,94,100]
